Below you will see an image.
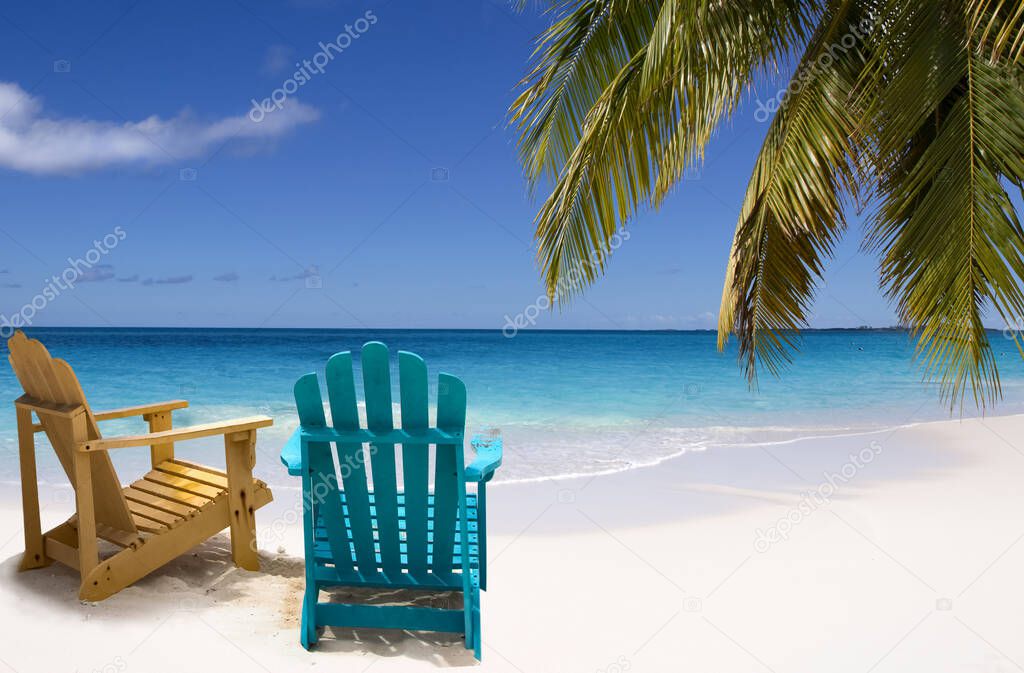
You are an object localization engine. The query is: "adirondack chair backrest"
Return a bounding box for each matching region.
[7,331,136,532]
[294,342,468,579]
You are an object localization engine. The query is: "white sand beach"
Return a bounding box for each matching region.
[1,413,1023,672]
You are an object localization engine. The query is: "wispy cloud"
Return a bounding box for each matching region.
[213,271,239,282]
[1,282,21,289]
[270,266,320,282]
[0,82,319,175]
[77,264,115,282]
[142,275,193,286]
[117,274,139,282]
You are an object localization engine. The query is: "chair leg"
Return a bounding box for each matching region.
[301,586,319,649]
[71,414,99,582]
[300,460,319,650]
[225,430,259,570]
[469,585,482,660]
[473,604,481,660]
[16,407,48,571]
[463,575,482,659]
[478,483,488,592]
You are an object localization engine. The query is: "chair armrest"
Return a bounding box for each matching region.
[78,416,273,452]
[93,399,189,422]
[280,428,303,476]
[466,432,503,482]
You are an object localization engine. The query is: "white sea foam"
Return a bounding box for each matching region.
[0,401,1004,489]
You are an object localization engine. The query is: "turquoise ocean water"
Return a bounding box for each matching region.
[3,328,1024,486]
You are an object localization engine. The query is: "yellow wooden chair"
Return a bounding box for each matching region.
[7,330,274,600]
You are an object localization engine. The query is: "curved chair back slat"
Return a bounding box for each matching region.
[360,342,402,576]
[433,372,467,576]
[7,331,136,532]
[398,350,430,577]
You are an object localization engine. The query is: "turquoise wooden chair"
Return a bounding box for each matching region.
[280,342,502,659]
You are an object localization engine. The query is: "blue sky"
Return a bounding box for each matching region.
[0,1,904,330]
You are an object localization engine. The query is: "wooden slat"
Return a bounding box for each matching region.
[125,500,184,528]
[143,471,223,499]
[68,515,149,551]
[128,478,212,509]
[398,350,430,577]
[20,336,64,403]
[432,373,466,576]
[361,342,402,577]
[122,487,196,518]
[7,335,46,400]
[325,353,375,575]
[157,461,229,489]
[96,523,144,548]
[171,459,229,481]
[132,513,167,534]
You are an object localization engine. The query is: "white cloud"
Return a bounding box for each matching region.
[77,264,115,282]
[0,82,319,175]
[142,275,193,286]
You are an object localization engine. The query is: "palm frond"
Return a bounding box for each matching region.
[647,0,821,204]
[514,0,822,301]
[718,0,867,383]
[509,0,661,188]
[865,0,1024,408]
[968,0,1024,64]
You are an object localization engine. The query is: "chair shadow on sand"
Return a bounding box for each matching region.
[2,533,478,667]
